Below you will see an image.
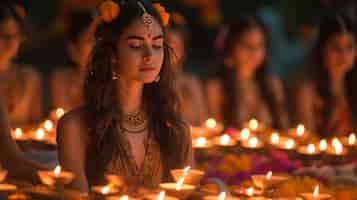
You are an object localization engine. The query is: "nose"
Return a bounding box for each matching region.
[143,46,153,64]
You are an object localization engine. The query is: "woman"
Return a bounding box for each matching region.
[57,0,194,192]
[50,10,98,111]
[0,3,42,125]
[166,12,207,126]
[295,14,357,136]
[207,16,289,129]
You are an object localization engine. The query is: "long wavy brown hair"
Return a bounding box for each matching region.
[83,0,190,185]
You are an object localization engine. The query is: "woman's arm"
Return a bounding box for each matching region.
[57,109,89,192]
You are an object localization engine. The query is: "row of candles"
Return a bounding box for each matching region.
[193,118,356,157]
[10,108,66,145]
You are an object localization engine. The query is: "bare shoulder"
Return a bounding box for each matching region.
[56,106,89,144]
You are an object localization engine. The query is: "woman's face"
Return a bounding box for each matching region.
[69,26,96,68]
[230,28,266,77]
[0,18,22,61]
[323,32,357,78]
[166,29,185,67]
[116,17,164,83]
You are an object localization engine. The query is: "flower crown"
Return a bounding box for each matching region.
[98,0,170,26]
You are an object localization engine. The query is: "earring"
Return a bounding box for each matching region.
[155,75,160,83]
[112,71,119,80]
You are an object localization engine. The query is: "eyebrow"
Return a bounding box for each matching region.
[126,35,164,41]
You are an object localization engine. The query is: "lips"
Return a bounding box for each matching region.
[139,67,156,71]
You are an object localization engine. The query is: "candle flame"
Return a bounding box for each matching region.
[319,139,327,151]
[240,128,250,140]
[334,140,343,155]
[54,165,61,177]
[307,144,316,154]
[175,177,185,190]
[331,137,339,147]
[183,166,191,176]
[270,132,280,144]
[56,108,65,119]
[296,124,305,136]
[348,133,356,145]
[313,185,319,197]
[220,134,231,145]
[157,191,165,200]
[248,137,259,147]
[101,184,112,195]
[218,192,226,200]
[120,195,129,200]
[44,120,53,132]
[36,128,45,140]
[285,139,295,149]
[205,118,217,129]
[266,171,272,179]
[14,128,23,138]
[246,187,254,196]
[196,137,207,147]
[249,118,259,131]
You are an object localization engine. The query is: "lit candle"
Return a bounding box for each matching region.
[91,184,119,196]
[170,168,205,185]
[296,124,305,137]
[326,138,347,155]
[194,137,212,148]
[348,133,356,145]
[44,120,54,132]
[298,144,320,155]
[242,137,264,149]
[160,181,195,199]
[319,140,327,151]
[217,134,236,146]
[240,128,251,141]
[288,124,309,139]
[35,128,45,141]
[246,187,254,197]
[56,108,65,119]
[37,165,75,186]
[249,119,259,131]
[285,139,295,150]
[12,128,26,140]
[300,185,331,200]
[206,118,217,129]
[270,132,280,144]
[251,171,288,190]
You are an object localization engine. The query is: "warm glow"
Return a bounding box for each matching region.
[249,118,259,131]
[205,118,217,129]
[240,128,250,140]
[14,128,23,139]
[248,137,259,147]
[220,134,231,145]
[218,192,226,200]
[307,144,316,154]
[334,141,343,155]
[54,166,61,177]
[101,184,111,195]
[175,177,185,190]
[270,132,280,144]
[319,139,327,151]
[120,195,129,200]
[285,139,295,149]
[313,185,319,197]
[348,133,356,145]
[36,128,45,140]
[331,137,339,147]
[195,137,207,147]
[56,108,65,119]
[183,166,191,176]
[246,187,254,196]
[296,124,305,136]
[44,120,53,132]
[157,191,165,200]
[266,171,272,179]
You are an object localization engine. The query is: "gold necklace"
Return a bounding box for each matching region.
[120,111,148,134]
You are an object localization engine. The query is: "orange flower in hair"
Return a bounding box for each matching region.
[99,0,120,23]
[153,3,170,26]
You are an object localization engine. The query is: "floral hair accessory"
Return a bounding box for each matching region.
[153,3,170,27]
[98,0,120,23]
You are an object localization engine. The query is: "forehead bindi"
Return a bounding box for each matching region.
[122,18,163,41]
